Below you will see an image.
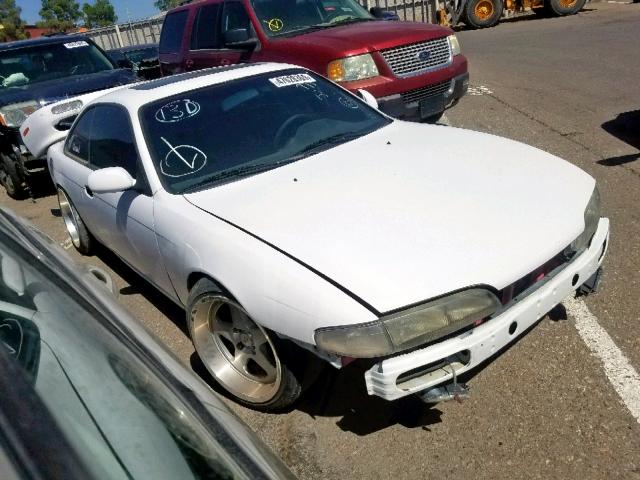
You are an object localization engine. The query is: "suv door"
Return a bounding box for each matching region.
[184,1,258,71]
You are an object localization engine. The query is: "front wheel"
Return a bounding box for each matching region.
[187,278,317,411]
[463,0,503,28]
[57,187,93,255]
[0,152,25,199]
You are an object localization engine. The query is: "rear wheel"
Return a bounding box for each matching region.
[544,0,586,16]
[463,0,503,28]
[0,152,25,199]
[187,278,320,411]
[57,187,93,255]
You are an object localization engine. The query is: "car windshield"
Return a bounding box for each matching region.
[250,0,374,37]
[0,40,114,89]
[125,47,158,65]
[0,220,248,479]
[140,69,391,194]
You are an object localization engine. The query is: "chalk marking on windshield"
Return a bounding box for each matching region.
[269,73,315,88]
[160,137,207,178]
[339,96,359,109]
[64,40,89,49]
[155,99,200,123]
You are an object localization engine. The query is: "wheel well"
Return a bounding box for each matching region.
[186,272,229,297]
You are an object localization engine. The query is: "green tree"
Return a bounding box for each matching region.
[154,0,181,13]
[0,0,28,42]
[82,0,117,28]
[38,0,82,33]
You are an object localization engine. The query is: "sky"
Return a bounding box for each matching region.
[17,0,160,25]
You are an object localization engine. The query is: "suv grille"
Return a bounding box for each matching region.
[401,80,451,104]
[381,38,452,77]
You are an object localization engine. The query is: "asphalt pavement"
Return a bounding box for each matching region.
[1,3,639,478]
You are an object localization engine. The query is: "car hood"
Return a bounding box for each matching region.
[0,68,136,109]
[185,122,595,314]
[281,20,450,52]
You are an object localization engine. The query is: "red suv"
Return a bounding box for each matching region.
[158,0,468,121]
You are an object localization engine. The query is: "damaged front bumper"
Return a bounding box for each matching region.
[364,217,610,401]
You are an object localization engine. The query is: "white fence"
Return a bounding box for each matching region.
[85,17,164,50]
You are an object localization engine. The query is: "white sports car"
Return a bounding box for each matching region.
[22,63,609,411]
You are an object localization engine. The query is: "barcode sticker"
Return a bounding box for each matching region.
[269,73,316,88]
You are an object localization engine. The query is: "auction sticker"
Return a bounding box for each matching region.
[269,73,315,88]
[64,41,89,49]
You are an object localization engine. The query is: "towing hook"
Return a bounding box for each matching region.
[417,382,470,404]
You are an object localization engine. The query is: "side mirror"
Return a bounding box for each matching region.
[357,89,379,110]
[224,29,258,50]
[369,7,400,20]
[87,167,135,194]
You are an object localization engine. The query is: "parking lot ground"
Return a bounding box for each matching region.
[2,3,639,478]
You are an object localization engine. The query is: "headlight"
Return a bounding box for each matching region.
[315,289,501,358]
[448,35,461,56]
[51,99,83,115]
[327,53,379,82]
[570,185,601,253]
[0,101,40,127]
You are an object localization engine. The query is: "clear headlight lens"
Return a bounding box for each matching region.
[51,99,83,115]
[0,101,40,127]
[448,35,461,56]
[327,53,379,82]
[315,289,501,358]
[570,185,601,253]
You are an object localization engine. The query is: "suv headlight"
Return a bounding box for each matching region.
[315,289,501,358]
[0,101,40,128]
[570,185,601,253]
[448,35,461,56]
[328,53,379,82]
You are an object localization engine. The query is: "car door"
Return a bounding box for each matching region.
[185,1,258,70]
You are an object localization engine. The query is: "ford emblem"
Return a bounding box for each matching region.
[417,50,431,62]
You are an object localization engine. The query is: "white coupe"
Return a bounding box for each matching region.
[22,63,609,410]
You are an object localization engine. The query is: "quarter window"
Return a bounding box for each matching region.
[190,4,222,50]
[65,108,94,161]
[89,105,138,177]
[159,10,188,54]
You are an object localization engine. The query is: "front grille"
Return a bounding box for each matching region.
[400,80,451,104]
[381,37,452,77]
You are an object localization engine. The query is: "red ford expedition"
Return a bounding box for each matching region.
[158,0,468,121]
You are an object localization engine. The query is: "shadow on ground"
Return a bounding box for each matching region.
[600,110,640,166]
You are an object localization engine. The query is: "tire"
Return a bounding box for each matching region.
[187,278,320,411]
[0,152,26,200]
[57,187,93,255]
[544,0,586,16]
[463,0,503,28]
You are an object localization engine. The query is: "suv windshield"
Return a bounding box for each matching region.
[0,40,114,89]
[250,0,374,37]
[140,69,391,194]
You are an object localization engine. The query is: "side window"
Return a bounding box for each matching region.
[159,10,189,54]
[190,4,222,50]
[221,2,252,34]
[89,106,138,177]
[65,108,94,161]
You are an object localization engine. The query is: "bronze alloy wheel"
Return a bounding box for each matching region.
[190,295,282,404]
[474,0,495,19]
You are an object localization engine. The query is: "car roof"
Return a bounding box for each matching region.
[92,62,301,110]
[0,34,93,52]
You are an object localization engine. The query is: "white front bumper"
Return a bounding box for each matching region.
[364,218,610,401]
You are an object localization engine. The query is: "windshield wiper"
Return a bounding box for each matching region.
[182,162,282,193]
[290,132,362,159]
